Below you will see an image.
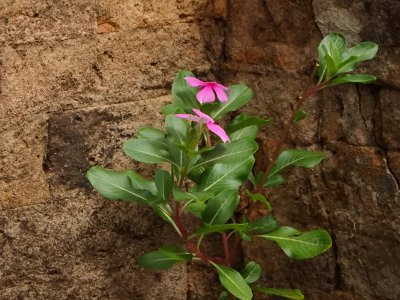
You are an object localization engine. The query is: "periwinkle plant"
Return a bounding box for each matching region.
[87,34,378,299]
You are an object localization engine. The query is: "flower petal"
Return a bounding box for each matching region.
[193,109,214,123]
[196,86,216,103]
[175,114,201,123]
[216,83,229,91]
[185,76,206,87]
[207,122,230,143]
[213,85,228,102]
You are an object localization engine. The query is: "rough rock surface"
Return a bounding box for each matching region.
[224,1,400,300]
[1,0,399,299]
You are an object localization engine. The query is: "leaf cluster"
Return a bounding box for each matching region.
[85,32,379,300]
[317,33,378,86]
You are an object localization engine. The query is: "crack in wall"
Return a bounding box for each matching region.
[371,87,400,194]
[356,85,369,132]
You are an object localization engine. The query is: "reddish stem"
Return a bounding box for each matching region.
[173,201,224,266]
[231,66,321,261]
[222,233,231,266]
[174,202,188,239]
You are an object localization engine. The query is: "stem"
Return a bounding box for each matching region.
[204,126,212,147]
[254,65,320,193]
[173,202,188,239]
[196,234,205,249]
[181,199,194,213]
[222,233,231,266]
[231,64,321,260]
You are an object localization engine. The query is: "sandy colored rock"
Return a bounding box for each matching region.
[0,0,218,298]
[0,196,187,299]
[0,5,212,209]
[1,0,400,299]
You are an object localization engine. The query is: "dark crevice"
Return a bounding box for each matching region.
[316,92,325,146]
[42,117,53,196]
[261,0,284,37]
[371,87,400,192]
[330,231,342,290]
[319,165,342,291]
[383,153,400,192]
[355,85,369,131]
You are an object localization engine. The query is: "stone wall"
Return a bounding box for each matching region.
[222,1,400,299]
[1,0,399,299]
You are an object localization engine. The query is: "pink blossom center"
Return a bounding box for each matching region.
[205,82,217,88]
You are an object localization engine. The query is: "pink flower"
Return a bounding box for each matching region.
[185,77,229,104]
[176,109,230,143]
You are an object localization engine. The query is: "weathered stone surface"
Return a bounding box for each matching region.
[380,89,400,150]
[313,0,400,88]
[0,2,213,208]
[0,114,50,208]
[225,1,400,300]
[0,197,187,299]
[226,0,321,72]
[0,0,219,297]
[44,97,170,196]
[0,0,96,45]
[1,0,400,299]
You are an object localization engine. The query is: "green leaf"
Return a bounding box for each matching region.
[186,202,207,218]
[247,172,257,186]
[249,215,279,234]
[264,174,285,188]
[202,190,240,225]
[230,125,259,141]
[192,139,258,170]
[339,41,379,73]
[245,191,272,211]
[329,37,345,63]
[241,261,261,284]
[196,157,255,194]
[255,287,304,299]
[165,115,189,174]
[138,245,193,270]
[324,49,338,78]
[327,74,376,86]
[259,229,332,259]
[167,137,189,175]
[265,226,301,237]
[172,188,212,203]
[161,103,182,115]
[165,115,188,145]
[171,70,200,112]
[123,138,176,166]
[155,170,172,201]
[269,149,325,177]
[239,231,252,241]
[249,171,264,186]
[211,85,253,120]
[137,127,165,140]
[318,33,346,78]
[219,291,228,300]
[211,263,253,300]
[294,111,307,122]
[195,223,248,235]
[151,202,174,224]
[128,171,157,195]
[188,165,206,183]
[227,114,271,134]
[87,167,155,203]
